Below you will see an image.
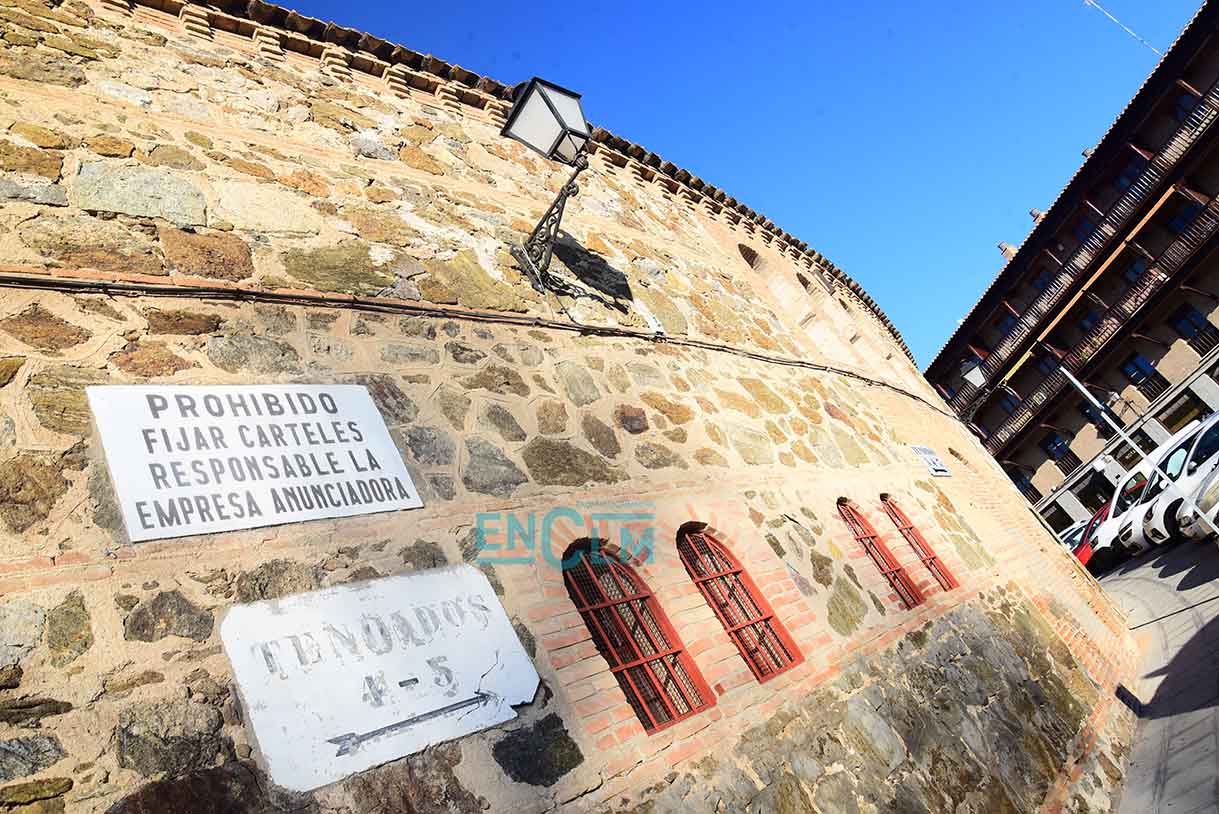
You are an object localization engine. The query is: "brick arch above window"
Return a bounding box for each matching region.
[878,494,959,592]
[836,498,924,610]
[561,539,714,734]
[676,522,803,683]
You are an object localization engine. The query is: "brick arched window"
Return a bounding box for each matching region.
[562,541,713,733]
[880,495,959,592]
[836,499,924,609]
[677,526,803,682]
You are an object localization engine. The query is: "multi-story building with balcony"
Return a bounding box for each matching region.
[926,1,1219,531]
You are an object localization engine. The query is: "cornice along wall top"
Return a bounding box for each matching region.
[101,0,913,363]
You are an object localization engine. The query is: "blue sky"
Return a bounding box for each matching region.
[287,0,1200,367]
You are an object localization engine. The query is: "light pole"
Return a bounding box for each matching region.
[500,77,593,293]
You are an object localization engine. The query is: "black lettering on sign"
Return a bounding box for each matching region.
[362,614,394,655]
[362,671,389,707]
[146,394,169,419]
[427,656,457,697]
[325,624,362,661]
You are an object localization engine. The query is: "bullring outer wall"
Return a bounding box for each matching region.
[0,2,1136,811]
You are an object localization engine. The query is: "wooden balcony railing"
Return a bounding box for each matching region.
[984,197,1219,454]
[950,74,1219,415]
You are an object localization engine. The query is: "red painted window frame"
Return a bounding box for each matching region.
[677,528,804,683]
[880,495,959,592]
[837,499,925,610]
[562,544,714,733]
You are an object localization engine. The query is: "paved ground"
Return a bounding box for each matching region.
[1102,540,1219,814]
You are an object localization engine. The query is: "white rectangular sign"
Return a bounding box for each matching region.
[911,445,951,477]
[220,566,539,791]
[86,384,423,542]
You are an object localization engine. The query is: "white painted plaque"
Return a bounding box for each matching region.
[220,566,539,791]
[911,445,951,477]
[86,385,422,542]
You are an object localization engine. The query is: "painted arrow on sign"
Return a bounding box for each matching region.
[327,691,498,756]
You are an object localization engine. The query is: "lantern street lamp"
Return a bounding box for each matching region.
[960,359,987,391]
[958,359,990,424]
[500,77,592,291]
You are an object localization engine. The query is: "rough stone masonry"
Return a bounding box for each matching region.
[0,0,1137,811]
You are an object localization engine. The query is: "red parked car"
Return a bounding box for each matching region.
[1078,500,1115,571]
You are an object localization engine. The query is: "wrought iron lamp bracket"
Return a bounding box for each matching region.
[512,151,590,293]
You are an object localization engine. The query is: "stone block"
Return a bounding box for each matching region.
[116,700,224,777]
[281,241,396,294]
[45,590,92,667]
[209,179,322,234]
[462,437,526,497]
[0,600,44,668]
[158,226,253,281]
[0,174,66,206]
[71,162,206,226]
[0,736,65,782]
[0,455,68,533]
[123,591,214,642]
[0,305,90,351]
[0,140,61,179]
[18,213,166,276]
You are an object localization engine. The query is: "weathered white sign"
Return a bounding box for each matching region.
[911,445,951,477]
[86,385,422,542]
[220,566,539,791]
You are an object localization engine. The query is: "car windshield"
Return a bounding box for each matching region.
[1161,438,1197,480]
[1114,474,1148,514]
[1142,437,1201,502]
[1082,502,1110,544]
[1061,525,1085,547]
[1143,470,1168,503]
[1191,422,1219,469]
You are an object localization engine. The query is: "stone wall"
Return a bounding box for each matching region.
[0,1,1136,812]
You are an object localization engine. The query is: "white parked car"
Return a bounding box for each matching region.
[1058,520,1088,550]
[1178,468,1219,541]
[1090,464,1152,559]
[1116,478,1161,555]
[1144,414,1219,544]
[1091,421,1202,559]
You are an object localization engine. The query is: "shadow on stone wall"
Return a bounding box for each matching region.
[549,235,633,313]
[99,587,1103,814]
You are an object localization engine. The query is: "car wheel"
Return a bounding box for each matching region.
[1088,547,1118,576]
[1165,502,1186,545]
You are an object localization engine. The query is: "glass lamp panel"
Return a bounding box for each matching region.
[505,86,562,158]
[539,82,589,135]
[553,132,587,164]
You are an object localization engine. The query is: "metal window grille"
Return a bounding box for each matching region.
[562,545,712,732]
[836,500,924,610]
[1187,323,1219,355]
[1136,373,1171,401]
[1012,474,1042,503]
[1170,303,1219,355]
[879,497,959,593]
[676,529,802,683]
[1121,355,1170,401]
[1046,446,1084,475]
[1078,402,1117,439]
